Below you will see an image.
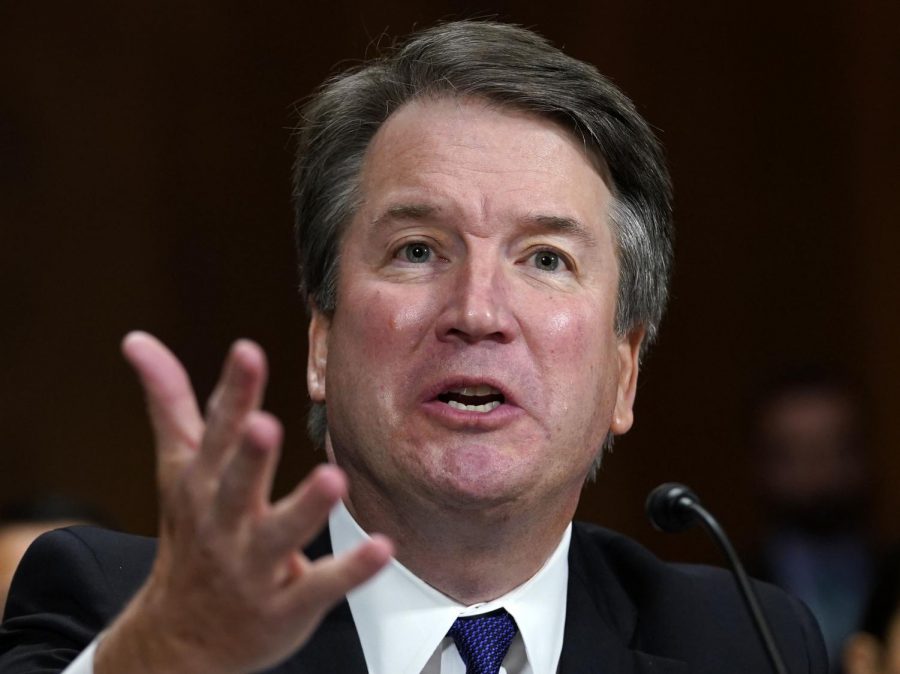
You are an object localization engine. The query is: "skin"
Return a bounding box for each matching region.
[95,335,392,674]
[308,96,643,603]
[758,391,866,515]
[93,95,642,672]
[844,616,900,674]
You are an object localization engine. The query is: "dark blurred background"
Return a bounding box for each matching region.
[1,1,898,567]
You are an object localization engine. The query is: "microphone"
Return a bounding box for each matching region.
[646,483,789,674]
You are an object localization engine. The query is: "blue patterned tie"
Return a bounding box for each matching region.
[448,608,518,674]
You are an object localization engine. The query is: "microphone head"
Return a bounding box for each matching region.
[646,482,701,533]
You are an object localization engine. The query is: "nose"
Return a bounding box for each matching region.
[435,252,517,344]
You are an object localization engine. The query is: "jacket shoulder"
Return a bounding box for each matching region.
[570,522,828,673]
[0,526,155,672]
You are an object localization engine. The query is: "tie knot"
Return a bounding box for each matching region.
[448,608,518,674]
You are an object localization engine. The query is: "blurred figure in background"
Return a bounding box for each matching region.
[750,365,875,672]
[843,548,900,674]
[0,496,107,618]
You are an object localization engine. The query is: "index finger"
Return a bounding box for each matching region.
[122,331,204,480]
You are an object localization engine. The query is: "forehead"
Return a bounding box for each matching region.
[761,390,857,433]
[364,95,604,170]
[352,96,614,240]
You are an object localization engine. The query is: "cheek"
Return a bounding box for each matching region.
[388,296,436,334]
[536,301,610,378]
[545,308,578,342]
[536,301,619,431]
[531,299,583,349]
[342,286,434,347]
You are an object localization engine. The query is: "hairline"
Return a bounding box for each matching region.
[313,91,635,334]
[296,21,672,457]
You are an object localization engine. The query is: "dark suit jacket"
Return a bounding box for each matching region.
[0,522,826,673]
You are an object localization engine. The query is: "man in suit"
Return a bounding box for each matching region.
[0,496,106,620]
[0,20,827,674]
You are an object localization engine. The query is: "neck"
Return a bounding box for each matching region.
[344,485,577,605]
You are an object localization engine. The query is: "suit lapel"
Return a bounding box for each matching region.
[266,528,368,674]
[267,522,689,673]
[558,526,688,674]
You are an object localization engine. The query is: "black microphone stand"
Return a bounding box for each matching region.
[647,483,789,674]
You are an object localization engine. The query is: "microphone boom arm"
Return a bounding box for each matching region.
[647,485,790,674]
[680,495,789,674]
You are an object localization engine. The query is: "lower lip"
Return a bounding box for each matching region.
[420,400,524,430]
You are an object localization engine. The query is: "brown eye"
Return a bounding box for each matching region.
[404,243,431,263]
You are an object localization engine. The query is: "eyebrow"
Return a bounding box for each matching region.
[371,203,599,247]
[371,203,439,226]
[524,214,599,247]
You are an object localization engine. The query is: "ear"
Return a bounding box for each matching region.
[307,307,330,403]
[843,633,882,674]
[610,326,644,436]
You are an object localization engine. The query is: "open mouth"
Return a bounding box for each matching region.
[436,384,505,413]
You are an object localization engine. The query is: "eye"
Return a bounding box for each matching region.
[401,242,431,263]
[532,249,564,272]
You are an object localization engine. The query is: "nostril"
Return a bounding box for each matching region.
[443,327,508,345]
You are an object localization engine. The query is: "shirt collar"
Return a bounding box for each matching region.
[329,501,571,674]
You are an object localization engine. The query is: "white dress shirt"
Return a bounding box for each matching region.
[330,502,570,674]
[61,504,570,674]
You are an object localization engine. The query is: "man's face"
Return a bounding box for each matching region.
[758,390,867,530]
[308,97,642,523]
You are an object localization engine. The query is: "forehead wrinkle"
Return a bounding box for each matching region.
[368,204,605,251]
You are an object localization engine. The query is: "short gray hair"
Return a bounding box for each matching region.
[292,20,673,449]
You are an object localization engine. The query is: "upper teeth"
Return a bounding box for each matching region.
[450,385,500,396]
[448,400,502,413]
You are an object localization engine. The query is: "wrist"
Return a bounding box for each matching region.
[94,584,234,674]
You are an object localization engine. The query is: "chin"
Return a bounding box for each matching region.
[425,478,526,513]
[413,444,542,509]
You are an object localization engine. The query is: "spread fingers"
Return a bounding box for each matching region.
[196,339,269,478]
[215,411,283,528]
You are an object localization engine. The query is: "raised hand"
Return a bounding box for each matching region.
[95,332,391,674]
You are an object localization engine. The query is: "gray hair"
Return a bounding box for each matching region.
[292,20,673,450]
